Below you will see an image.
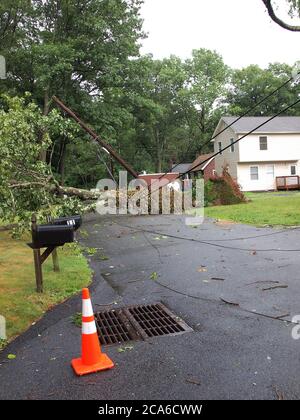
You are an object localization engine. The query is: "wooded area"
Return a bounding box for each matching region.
[0,0,300,228]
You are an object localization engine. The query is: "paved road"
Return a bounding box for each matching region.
[1,214,300,400]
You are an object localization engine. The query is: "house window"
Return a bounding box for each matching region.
[250,166,259,180]
[259,136,268,151]
[218,142,222,155]
[291,165,297,176]
[230,139,235,153]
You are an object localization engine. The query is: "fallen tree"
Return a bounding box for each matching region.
[8,179,102,201]
[0,95,102,233]
[0,95,196,234]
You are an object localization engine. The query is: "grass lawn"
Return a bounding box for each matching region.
[204,191,300,226]
[0,230,91,347]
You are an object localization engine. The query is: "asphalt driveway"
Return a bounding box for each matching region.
[1,214,300,400]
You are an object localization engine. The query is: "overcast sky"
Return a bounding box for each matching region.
[140,0,300,69]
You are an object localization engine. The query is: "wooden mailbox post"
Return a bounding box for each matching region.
[28,214,81,293]
[29,215,61,293]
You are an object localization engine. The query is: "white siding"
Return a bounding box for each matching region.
[239,133,300,162]
[237,162,299,191]
[212,119,300,191]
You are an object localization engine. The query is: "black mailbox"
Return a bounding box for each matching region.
[32,224,74,248]
[29,214,78,294]
[52,215,82,231]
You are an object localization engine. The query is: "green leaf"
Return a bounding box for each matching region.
[7,354,16,360]
[150,272,158,281]
[87,247,97,256]
[118,345,134,353]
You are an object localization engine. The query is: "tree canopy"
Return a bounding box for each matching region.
[0,0,300,229]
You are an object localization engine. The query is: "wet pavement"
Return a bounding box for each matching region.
[1,214,300,400]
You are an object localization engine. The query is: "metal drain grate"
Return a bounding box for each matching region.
[95,309,139,345]
[95,302,192,346]
[125,303,192,338]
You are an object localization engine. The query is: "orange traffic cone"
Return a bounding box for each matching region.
[71,288,114,376]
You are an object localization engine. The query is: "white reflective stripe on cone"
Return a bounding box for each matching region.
[82,321,97,335]
[82,299,94,317]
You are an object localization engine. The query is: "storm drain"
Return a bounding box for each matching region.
[95,302,192,346]
[95,309,139,345]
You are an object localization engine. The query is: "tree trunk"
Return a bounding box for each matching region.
[58,137,67,186]
[56,185,102,200]
[39,89,50,162]
[156,157,162,173]
[155,128,162,173]
[9,180,102,201]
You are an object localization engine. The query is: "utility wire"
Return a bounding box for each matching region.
[112,221,298,323]
[114,220,300,253]
[163,70,300,178]
[153,279,293,324]
[121,92,300,244]
[146,224,300,242]
[139,96,300,203]
[197,226,300,242]
[119,97,300,246]
[115,218,300,242]
[100,73,300,246]
[182,98,300,178]
[96,144,117,185]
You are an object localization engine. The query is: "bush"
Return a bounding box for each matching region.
[204,169,246,206]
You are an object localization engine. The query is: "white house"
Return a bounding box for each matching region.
[212,116,300,191]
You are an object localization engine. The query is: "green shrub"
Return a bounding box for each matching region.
[204,170,246,207]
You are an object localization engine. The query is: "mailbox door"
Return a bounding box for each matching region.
[33,225,74,248]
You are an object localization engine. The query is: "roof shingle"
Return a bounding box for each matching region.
[171,163,192,174]
[190,153,215,172]
[222,116,300,134]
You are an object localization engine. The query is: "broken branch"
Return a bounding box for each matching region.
[262,0,300,32]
